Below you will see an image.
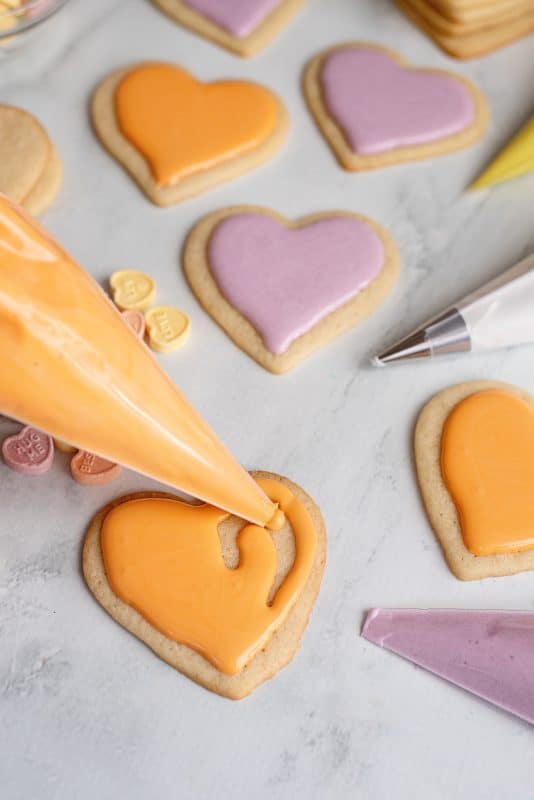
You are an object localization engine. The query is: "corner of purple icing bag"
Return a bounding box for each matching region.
[361,608,382,639]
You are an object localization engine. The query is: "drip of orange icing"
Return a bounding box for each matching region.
[114,63,280,186]
[441,389,534,556]
[101,477,317,674]
[266,505,285,531]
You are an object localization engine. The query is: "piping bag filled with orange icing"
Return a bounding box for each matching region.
[0,194,277,526]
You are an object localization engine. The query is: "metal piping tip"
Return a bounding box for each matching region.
[374,329,431,366]
[373,309,471,367]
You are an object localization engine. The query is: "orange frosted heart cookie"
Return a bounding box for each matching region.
[91,62,289,206]
[150,0,305,57]
[82,472,326,698]
[415,380,534,580]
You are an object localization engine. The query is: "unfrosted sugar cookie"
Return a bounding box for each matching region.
[150,0,305,57]
[415,380,534,580]
[432,0,531,26]
[303,43,488,170]
[400,0,533,35]
[91,62,289,206]
[184,206,400,373]
[0,104,62,215]
[83,472,326,699]
[395,0,534,59]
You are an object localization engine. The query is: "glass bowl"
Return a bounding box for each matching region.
[0,0,70,55]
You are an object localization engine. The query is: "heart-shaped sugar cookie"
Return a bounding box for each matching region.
[415,380,534,581]
[83,472,326,699]
[184,205,400,373]
[0,104,63,215]
[304,43,488,170]
[150,0,304,57]
[91,62,289,206]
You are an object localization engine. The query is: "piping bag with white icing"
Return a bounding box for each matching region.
[374,252,534,365]
[0,194,277,526]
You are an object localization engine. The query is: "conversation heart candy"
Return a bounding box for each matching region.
[145,306,190,353]
[2,426,54,475]
[70,450,122,486]
[109,270,156,311]
[121,308,146,338]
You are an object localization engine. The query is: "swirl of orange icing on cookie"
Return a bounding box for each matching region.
[114,63,280,186]
[100,478,316,674]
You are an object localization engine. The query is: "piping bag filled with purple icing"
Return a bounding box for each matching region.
[362,608,534,724]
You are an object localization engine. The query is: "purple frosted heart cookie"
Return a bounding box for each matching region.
[304,43,488,171]
[2,426,54,475]
[183,0,283,36]
[150,0,305,57]
[184,205,400,374]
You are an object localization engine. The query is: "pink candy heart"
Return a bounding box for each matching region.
[2,426,54,475]
[121,308,146,339]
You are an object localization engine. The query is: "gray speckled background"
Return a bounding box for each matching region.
[1,1,534,797]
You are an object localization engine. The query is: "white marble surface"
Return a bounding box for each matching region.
[1,1,534,797]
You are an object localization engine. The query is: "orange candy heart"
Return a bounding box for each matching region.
[71,450,122,486]
[441,389,534,556]
[114,63,281,186]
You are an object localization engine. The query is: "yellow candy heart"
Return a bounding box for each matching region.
[145,306,190,353]
[109,269,156,311]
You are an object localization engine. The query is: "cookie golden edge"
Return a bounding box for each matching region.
[22,143,63,217]
[183,205,400,374]
[91,63,290,207]
[414,380,534,581]
[150,0,305,57]
[394,0,534,59]
[432,0,531,25]
[302,42,489,169]
[82,470,326,699]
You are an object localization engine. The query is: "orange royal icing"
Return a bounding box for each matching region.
[0,194,277,525]
[114,63,280,186]
[101,478,316,675]
[441,389,534,556]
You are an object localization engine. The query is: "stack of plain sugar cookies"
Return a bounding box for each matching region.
[395,0,534,58]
